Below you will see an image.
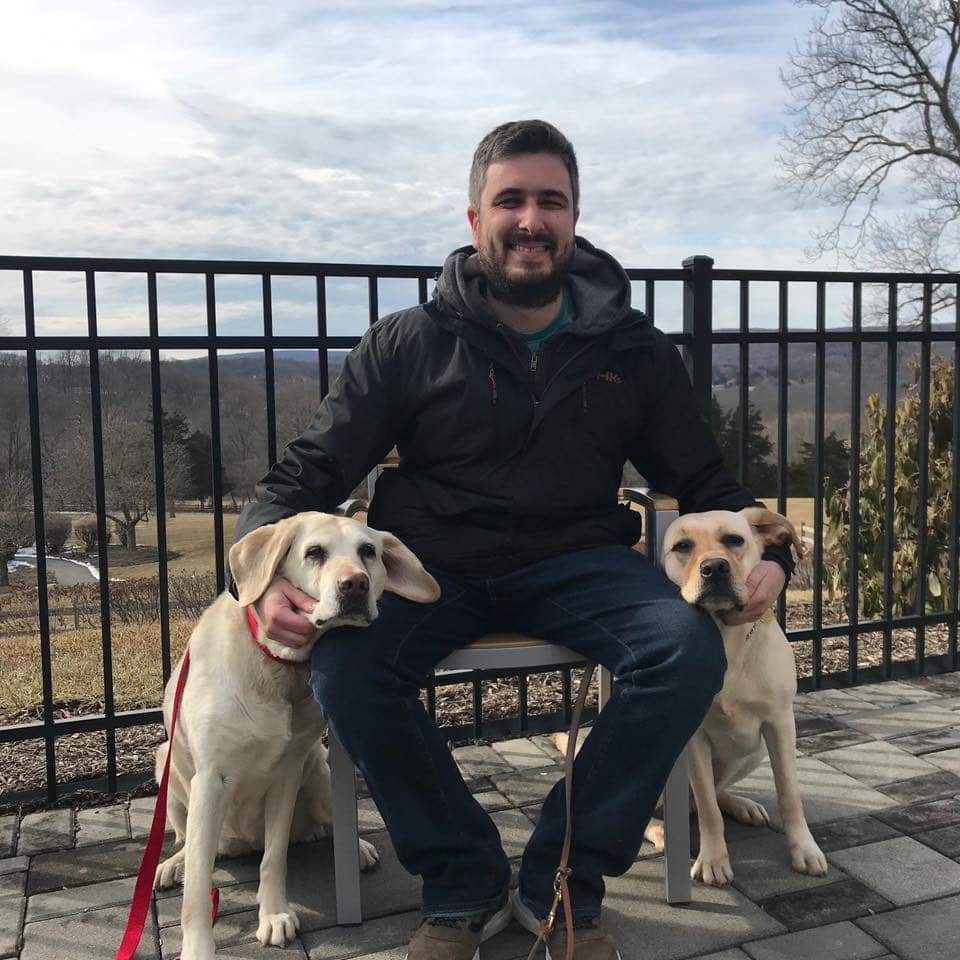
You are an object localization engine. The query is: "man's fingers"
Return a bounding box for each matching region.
[271,606,317,637]
[280,581,319,614]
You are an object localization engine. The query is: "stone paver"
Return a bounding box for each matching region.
[873,796,960,834]
[817,739,941,787]
[913,822,960,858]
[843,697,960,740]
[735,757,898,827]
[797,690,880,715]
[828,835,960,905]
[21,902,157,960]
[888,725,960,755]
[742,920,887,960]
[0,874,25,900]
[796,727,875,756]
[0,860,28,879]
[923,745,960,773]
[357,797,384,835]
[692,951,752,960]
[809,815,901,853]
[755,879,892,932]
[876,769,960,803]
[489,808,535,860]
[452,744,514,780]
[0,897,25,959]
[490,766,564,807]
[301,909,419,958]
[16,810,73,857]
[75,806,129,847]
[727,830,844,901]
[26,876,137,923]
[129,797,162,840]
[858,891,960,960]
[848,680,942,707]
[0,820,16,860]
[491,737,555,770]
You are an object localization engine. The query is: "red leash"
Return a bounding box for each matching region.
[115,648,219,960]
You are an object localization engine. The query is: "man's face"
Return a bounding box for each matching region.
[467,152,578,308]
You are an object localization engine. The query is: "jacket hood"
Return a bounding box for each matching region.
[434,235,649,340]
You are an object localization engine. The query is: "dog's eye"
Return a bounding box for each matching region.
[672,540,693,553]
[358,542,377,560]
[722,534,745,548]
[305,545,327,562]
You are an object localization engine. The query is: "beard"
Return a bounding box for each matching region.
[477,233,575,308]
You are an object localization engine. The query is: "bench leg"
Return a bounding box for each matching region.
[598,667,613,708]
[329,730,363,924]
[663,748,691,904]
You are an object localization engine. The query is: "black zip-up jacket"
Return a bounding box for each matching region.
[233,237,793,580]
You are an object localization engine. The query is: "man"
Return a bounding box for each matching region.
[234,120,792,959]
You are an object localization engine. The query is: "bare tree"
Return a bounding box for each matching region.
[780,0,960,318]
[0,471,34,588]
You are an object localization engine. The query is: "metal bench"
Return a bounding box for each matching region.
[329,486,690,924]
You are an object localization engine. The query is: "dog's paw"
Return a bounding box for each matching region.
[692,848,734,886]
[256,908,300,947]
[359,838,380,871]
[721,793,769,826]
[643,818,665,851]
[788,835,828,876]
[153,853,184,890]
[179,931,216,960]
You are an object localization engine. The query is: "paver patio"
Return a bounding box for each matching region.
[3,672,960,960]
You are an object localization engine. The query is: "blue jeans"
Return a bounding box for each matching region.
[310,545,725,921]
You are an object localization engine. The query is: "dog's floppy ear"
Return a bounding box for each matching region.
[379,533,441,603]
[228,516,300,607]
[742,506,805,560]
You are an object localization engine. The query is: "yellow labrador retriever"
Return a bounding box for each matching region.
[153,512,440,960]
[660,507,827,885]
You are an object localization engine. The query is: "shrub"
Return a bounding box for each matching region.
[44,513,72,554]
[73,516,112,553]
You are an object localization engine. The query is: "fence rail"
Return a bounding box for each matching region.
[1,253,958,804]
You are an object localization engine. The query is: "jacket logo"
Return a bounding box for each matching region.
[596,371,623,385]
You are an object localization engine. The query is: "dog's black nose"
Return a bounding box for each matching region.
[337,572,369,596]
[700,558,730,580]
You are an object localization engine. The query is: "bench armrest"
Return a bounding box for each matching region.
[618,486,679,570]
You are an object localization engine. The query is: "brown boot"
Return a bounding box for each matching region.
[406,898,512,960]
[511,889,621,960]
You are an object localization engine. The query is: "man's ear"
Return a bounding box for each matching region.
[379,533,441,604]
[742,507,805,561]
[228,516,299,607]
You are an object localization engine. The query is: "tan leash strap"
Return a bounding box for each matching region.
[525,662,597,960]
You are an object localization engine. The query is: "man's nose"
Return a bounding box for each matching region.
[516,201,546,233]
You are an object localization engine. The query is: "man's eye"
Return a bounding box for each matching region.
[358,543,377,560]
[673,540,693,553]
[305,546,327,562]
[722,535,745,548]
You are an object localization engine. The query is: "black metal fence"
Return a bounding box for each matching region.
[0,254,957,804]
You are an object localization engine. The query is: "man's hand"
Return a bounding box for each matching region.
[719,560,786,626]
[254,577,319,649]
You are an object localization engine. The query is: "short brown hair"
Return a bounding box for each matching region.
[469,120,579,210]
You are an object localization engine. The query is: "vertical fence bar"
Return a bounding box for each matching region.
[206,274,226,594]
[561,668,573,725]
[951,284,960,670]
[316,276,330,402]
[882,283,898,678]
[23,270,57,800]
[418,276,429,304]
[368,276,378,328]
[777,280,789,628]
[914,284,932,673]
[263,274,278,468]
[681,255,714,418]
[812,281,826,687]
[472,676,483,741]
[518,672,529,733]
[147,272,172,684]
[645,279,655,325]
[86,270,118,793]
[426,682,437,724]
[848,282,862,685]
[738,279,749,486]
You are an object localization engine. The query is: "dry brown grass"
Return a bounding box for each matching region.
[0,620,192,723]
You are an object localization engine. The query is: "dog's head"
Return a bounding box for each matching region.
[228,512,440,636]
[662,507,802,614]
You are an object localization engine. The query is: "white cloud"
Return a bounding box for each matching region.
[0,0,913,335]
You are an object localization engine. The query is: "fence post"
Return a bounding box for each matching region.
[682,254,714,418]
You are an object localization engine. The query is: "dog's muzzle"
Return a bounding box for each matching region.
[336,572,372,620]
[695,557,742,609]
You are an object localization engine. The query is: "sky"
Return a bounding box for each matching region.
[0,0,916,337]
